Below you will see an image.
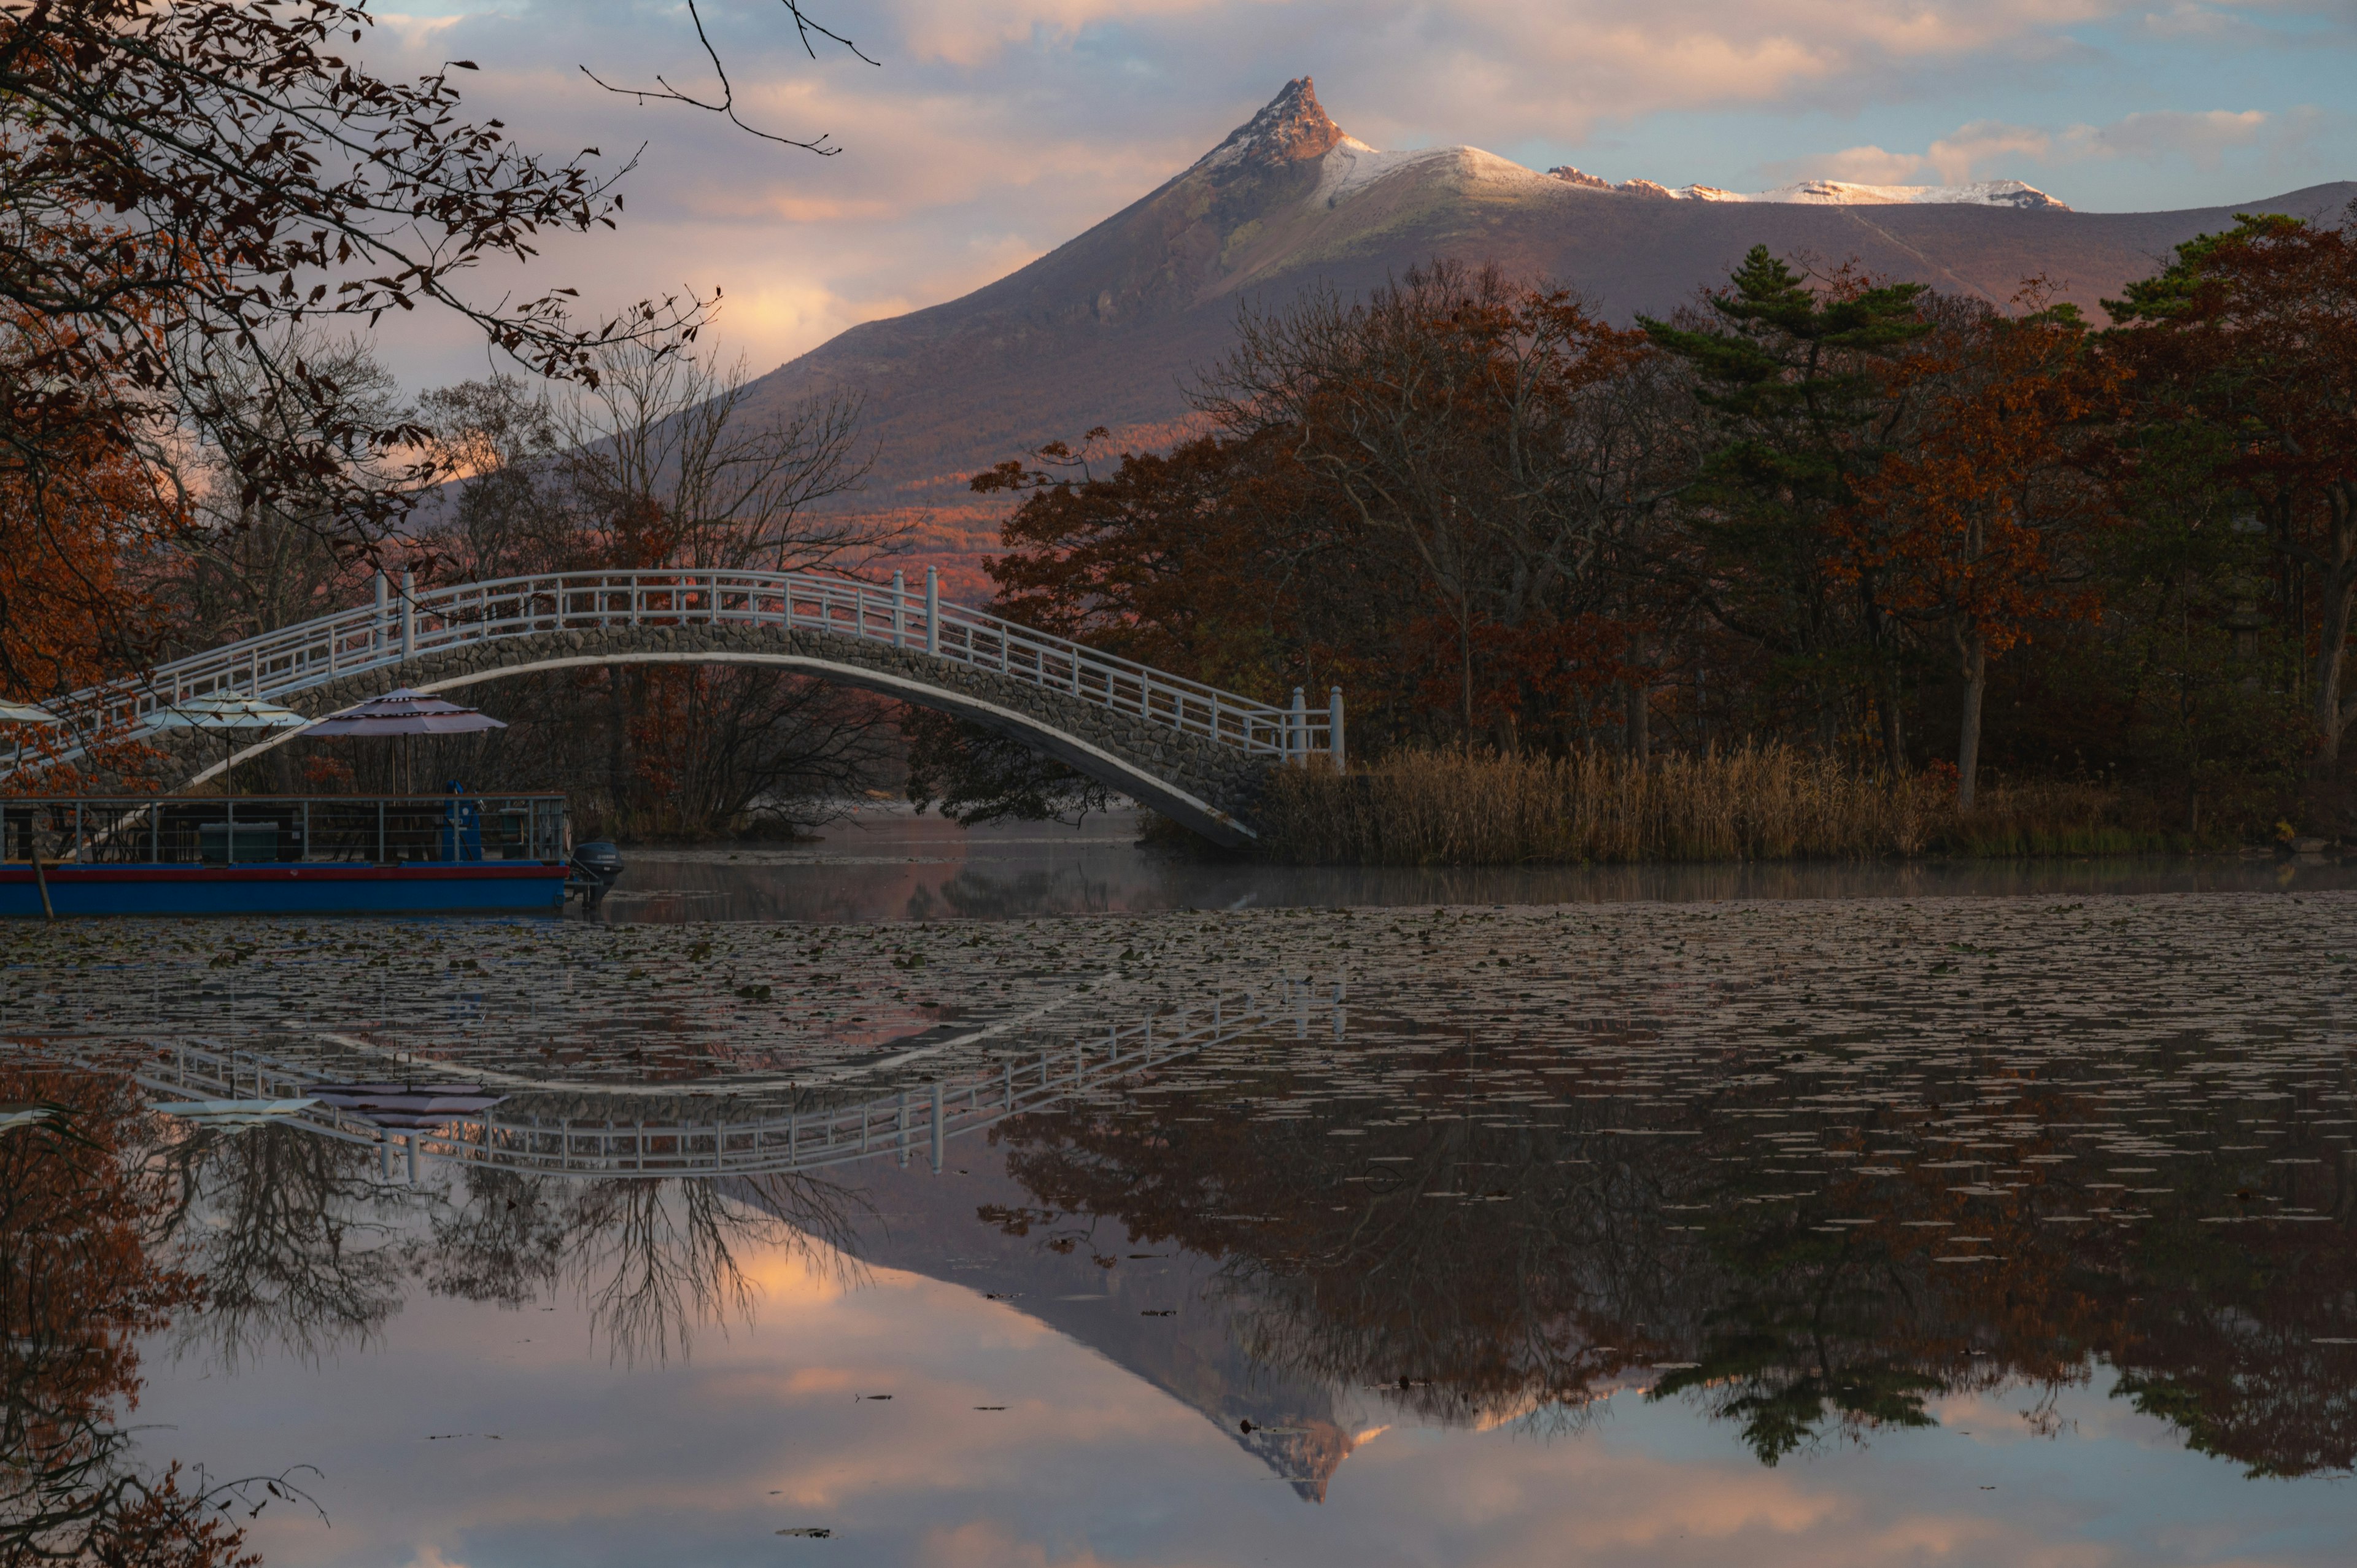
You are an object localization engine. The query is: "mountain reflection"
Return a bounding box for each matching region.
[980,1020,2357,1478]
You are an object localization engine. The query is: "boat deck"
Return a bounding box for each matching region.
[2,793,573,916]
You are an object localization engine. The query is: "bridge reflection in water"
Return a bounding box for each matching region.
[130,975,1348,1184]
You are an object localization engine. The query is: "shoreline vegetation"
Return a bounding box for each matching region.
[1253,745,2242,865]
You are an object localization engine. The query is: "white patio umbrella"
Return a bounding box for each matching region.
[303,688,506,794]
[0,698,62,725]
[1,698,63,774]
[143,693,311,791]
[147,1097,321,1130]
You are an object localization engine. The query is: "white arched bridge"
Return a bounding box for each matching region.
[28,569,1347,845]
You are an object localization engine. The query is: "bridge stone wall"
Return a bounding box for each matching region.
[148,621,1283,845]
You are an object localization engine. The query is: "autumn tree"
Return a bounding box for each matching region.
[0,339,180,707]
[2105,206,2357,775]
[1843,297,2123,806]
[1203,261,1674,750]
[360,352,897,836]
[978,425,1349,699]
[0,0,868,723]
[156,333,409,661]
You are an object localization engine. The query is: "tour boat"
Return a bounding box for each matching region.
[0,793,616,917]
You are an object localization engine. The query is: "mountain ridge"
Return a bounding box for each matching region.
[746,80,2355,592]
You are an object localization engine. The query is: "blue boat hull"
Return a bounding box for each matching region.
[1,862,570,917]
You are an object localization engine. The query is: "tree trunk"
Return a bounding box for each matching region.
[604,663,630,825]
[1625,680,1649,763]
[1956,630,1987,811]
[1879,666,1906,779]
[2309,482,2357,777]
[1459,608,1474,754]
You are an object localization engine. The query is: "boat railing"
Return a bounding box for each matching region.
[0,793,570,867]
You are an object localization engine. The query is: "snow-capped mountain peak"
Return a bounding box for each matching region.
[1198,84,2070,212]
[1544,165,2067,210]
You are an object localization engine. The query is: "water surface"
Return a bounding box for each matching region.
[6,860,2356,1566]
[605,805,2357,922]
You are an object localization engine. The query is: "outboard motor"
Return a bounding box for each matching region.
[568,840,624,910]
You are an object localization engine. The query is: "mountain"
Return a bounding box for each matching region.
[747,79,2355,590]
[736,1146,1388,1503]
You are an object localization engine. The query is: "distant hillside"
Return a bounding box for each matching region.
[748,78,2355,595]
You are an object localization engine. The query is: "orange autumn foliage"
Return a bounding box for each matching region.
[1840,295,2123,801]
[1843,298,2120,662]
[0,318,182,716]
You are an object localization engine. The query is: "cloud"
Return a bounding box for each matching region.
[1773,104,2310,190]
[1924,121,2071,183]
[2059,108,2273,169]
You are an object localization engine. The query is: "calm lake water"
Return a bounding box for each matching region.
[7,821,2357,1566]
[605,803,2357,922]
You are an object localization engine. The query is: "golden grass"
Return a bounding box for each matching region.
[1257,744,2135,864]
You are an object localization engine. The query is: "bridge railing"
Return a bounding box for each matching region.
[39,568,1342,766]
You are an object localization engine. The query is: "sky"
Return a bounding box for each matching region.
[369,1,2354,390]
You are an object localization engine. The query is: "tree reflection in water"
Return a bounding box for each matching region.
[156,1126,408,1372]
[1,1063,276,1567]
[5,1062,875,1567]
[983,1023,2357,1477]
[533,1173,867,1364]
[152,1118,870,1370]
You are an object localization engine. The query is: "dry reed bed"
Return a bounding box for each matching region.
[1258,745,2126,864]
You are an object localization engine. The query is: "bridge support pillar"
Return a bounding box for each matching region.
[925,566,939,655]
[400,570,416,662]
[1331,686,1346,772]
